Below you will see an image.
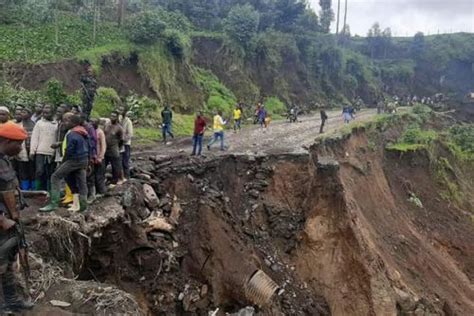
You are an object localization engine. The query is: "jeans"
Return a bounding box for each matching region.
[121,145,131,178]
[162,123,174,142]
[34,154,56,191]
[234,119,241,131]
[192,134,203,155]
[51,159,88,199]
[208,131,224,150]
[319,119,326,133]
[105,155,123,184]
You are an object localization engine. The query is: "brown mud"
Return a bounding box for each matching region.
[8,112,474,315]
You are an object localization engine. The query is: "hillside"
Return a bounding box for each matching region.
[1,1,473,118]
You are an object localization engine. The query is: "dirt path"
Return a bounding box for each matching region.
[137,109,377,156]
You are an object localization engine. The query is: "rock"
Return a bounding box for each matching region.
[143,184,159,209]
[50,300,71,307]
[248,190,259,199]
[200,284,208,297]
[264,258,272,267]
[136,173,152,181]
[187,174,195,182]
[230,306,255,316]
[169,196,183,225]
[146,217,174,233]
[271,263,279,272]
[178,292,185,301]
[317,156,340,171]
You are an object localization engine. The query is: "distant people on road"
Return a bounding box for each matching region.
[320,109,328,133]
[342,106,352,124]
[233,105,242,132]
[192,111,207,156]
[207,110,226,151]
[257,105,267,128]
[161,105,174,144]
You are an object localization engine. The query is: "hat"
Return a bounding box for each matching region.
[0,106,10,114]
[0,122,28,141]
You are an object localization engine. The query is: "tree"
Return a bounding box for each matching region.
[319,0,334,34]
[382,27,392,58]
[224,4,260,49]
[367,22,382,58]
[335,0,340,36]
[126,11,167,44]
[118,0,126,27]
[343,0,348,36]
[411,32,425,59]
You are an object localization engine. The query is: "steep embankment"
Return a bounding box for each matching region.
[22,111,474,315]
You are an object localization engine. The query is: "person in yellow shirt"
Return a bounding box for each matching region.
[207,110,227,151]
[233,105,242,132]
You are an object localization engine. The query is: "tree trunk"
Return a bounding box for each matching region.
[336,0,341,36]
[343,0,348,34]
[118,0,125,27]
[93,0,97,44]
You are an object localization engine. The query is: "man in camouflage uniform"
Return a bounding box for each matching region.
[80,65,98,120]
[0,122,34,313]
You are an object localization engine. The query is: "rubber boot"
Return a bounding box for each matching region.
[39,191,60,212]
[33,179,42,191]
[1,266,34,313]
[79,195,88,212]
[67,194,80,212]
[87,186,96,204]
[61,185,73,205]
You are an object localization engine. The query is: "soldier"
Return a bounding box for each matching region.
[0,122,34,313]
[80,64,97,120]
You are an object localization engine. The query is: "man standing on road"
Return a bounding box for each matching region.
[104,111,124,186]
[207,110,226,151]
[80,65,97,120]
[88,118,107,203]
[192,111,206,156]
[320,109,328,134]
[40,113,90,212]
[161,105,174,144]
[30,105,58,191]
[120,111,133,179]
[14,107,35,190]
[31,104,43,123]
[0,122,35,313]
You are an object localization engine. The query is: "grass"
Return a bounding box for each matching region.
[76,41,134,73]
[0,15,126,63]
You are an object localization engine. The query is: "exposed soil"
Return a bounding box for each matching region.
[7,109,473,315]
[3,55,155,97]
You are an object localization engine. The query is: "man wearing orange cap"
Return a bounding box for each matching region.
[0,122,34,313]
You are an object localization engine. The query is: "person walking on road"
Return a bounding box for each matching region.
[320,109,328,133]
[120,111,133,179]
[207,110,226,151]
[192,111,207,156]
[258,105,267,129]
[233,105,242,132]
[161,105,174,144]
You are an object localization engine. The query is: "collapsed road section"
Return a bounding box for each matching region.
[21,119,474,315]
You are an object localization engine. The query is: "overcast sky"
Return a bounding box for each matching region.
[308,0,474,36]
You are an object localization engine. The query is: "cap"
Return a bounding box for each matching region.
[0,122,28,141]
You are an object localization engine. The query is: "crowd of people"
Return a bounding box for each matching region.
[1,103,134,213]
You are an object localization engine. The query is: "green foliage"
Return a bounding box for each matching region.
[76,42,133,72]
[194,68,236,114]
[91,87,121,118]
[224,4,260,49]
[0,82,43,109]
[126,11,166,44]
[153,8,194,33]
[0,15,126,63]
[45,79,66,106]
[401,127,437,145]
[163,29,190,59]
[125,94,159,119]
[264,97,285,115]
[447,125,474,158]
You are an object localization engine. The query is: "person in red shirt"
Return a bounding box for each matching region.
[192,111,207,156]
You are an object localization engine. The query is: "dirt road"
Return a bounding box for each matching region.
[138,109,377,156]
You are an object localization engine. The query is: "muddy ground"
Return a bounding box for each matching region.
[6,109,474,316]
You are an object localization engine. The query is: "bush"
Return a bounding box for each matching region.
[126,95,159,119]
[92,87,121,118]
[264,97,285,115]
[163,29,190,59]
[45,79,67,106]
[449,125,474,154]
[401,127,437,145]
[126,11,166,44]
